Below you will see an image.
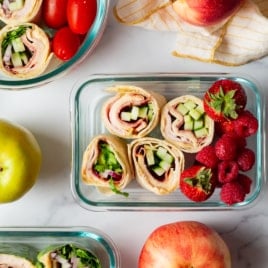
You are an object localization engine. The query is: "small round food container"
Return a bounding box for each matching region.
[0,226,120,268]
[0,0,109,90]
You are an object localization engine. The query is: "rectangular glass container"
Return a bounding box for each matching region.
[70,73,265,211]
[0,227,120,268]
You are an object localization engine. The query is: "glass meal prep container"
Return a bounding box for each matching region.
[70,73,266,211]
[0,0,109,90]
[0,227,120,268]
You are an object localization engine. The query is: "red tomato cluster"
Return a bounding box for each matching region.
[42,0,97,60]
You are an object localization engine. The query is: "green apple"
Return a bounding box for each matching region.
[0,119,42,203]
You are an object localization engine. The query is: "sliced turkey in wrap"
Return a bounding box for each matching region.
[161,95,214,153]
[0,0,42,24]
[0,243,37,268]
[0,22,53,79]
[37,244,101,268]
[128,137,185,195]
[102,85,167,139]
[81,134,133,195]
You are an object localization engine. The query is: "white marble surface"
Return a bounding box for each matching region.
[0,3,268,268]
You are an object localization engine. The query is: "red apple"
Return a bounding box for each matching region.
[138,221,231,268]
[173,0,244,26]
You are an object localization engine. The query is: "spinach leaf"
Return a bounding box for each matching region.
[1,26,29,53]
[109,179,129,197]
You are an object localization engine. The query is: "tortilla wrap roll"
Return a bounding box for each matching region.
[128,137,185,195]
[160,95,214,153]
[102,85,167,139]
[81,134,133,195]
[0,0,42,24]
[0,243,37,268]
[0,22,53,79]
[37,244,101,268]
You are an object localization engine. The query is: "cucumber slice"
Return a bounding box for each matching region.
[20,52,28,65]
[145,147,155,166]
[204,114,211,128]
[138,106,148,118]
[159,160,171,171]
[152,166,166,176]
[194,119,204,130]
[189,108,202,120]
[12,37,25,53]
[177,103,189,115]
[184,114,192,123]
[156,147,168,160]
[163,153,173,164]
[184,100,196,110]
[148,102,154,109]
[195,127,208,138]
[195,104,205,114]
[184,120,194,130]
[147,102,154,120]
[120,111,131,121]
[11,52,23,67]
[131,106,139,120]
[156,147,174,164]
[147,109,154,121]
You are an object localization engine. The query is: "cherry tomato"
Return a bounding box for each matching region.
[52,27,81,61]
[67,0,97,34]
[42,0,68,29]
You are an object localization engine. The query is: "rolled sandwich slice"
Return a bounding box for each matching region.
[0,0,42,24]
[128,137,185,195]
[37,244,101,268]
[0,243,37,268]
[160,95,214,153]
[0,22,53,79]
[81,134,133,195]
[102,85,167,139]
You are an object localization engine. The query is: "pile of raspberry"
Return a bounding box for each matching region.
[195,110,258,205]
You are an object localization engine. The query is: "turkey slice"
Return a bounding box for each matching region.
[161,95,214,153]
[0,0,42,24]
[102,85,167,139]
[81,134,134,195]
[128,137,185,195]
[0,22,53,79]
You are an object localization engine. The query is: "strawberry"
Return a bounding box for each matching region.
[195,145,219,169]
[180,165,216,202]
[203,79,247,122]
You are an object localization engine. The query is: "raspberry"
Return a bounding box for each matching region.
[236,147,255,171]
[220,181,246,205]
[237,173,252,194]
[215,135,237,160]
[215,120,235,135]
[195,145,219,168]
[217,160,239,184]
[223,133,247,151]
[233,110,258,137]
